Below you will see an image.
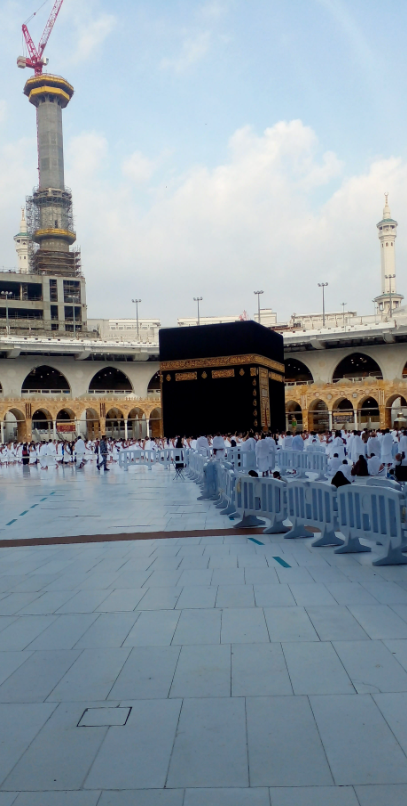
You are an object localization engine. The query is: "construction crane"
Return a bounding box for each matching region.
[17,0,65,74]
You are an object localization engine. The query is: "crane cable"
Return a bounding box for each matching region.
[24,0,50,26]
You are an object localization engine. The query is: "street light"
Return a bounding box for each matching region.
[254,290,264,324]
[132,299,142,340]
[0,291,12,335]
[385,274,396,318]
[193,297,203,326]
[318,282,328,327]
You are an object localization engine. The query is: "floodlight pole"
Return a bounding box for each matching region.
[318,283,328,327]
[132,298,142,339]
[254,290,264,324]
[194,297,203,326]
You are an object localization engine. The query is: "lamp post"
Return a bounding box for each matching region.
[193,297,203,326]
[0,291,12,335]
[341,301,346,329]
[385,274,396,318]
[318,282,328,327]
[132,299,142,339]
[254,290,264,324]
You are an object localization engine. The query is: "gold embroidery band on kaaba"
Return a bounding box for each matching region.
[161,353,284,374]
[175,372,197,381]
[212,369,235,379]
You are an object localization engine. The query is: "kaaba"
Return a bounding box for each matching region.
[159,320,285,437]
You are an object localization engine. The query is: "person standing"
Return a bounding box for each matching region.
[97,435,109,471]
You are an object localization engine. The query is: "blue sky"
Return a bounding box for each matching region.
[1,0,407,324]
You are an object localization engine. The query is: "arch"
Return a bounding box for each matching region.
[285,401,302,432]
[56,408,76,440]
[3,408,26,442]
[402,362,407,378]
[105,407,125,439]
[149,407,162,439]
[332,397,354,429]
[285,359,313,384]
[358,396,380,427]
[88,367,133,394]
[32,408,53,441]
[147,371,161,394]
[21,365,70,393]
[127,407,147,439]
[76,407,100,440]
[385,394,407,429]
[332,353,383,383]
[308,399,329,432]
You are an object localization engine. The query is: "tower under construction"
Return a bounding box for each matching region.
[25,73,81,278]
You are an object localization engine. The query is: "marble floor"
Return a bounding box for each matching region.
[1,465,407,802]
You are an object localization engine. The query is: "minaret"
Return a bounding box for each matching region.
[24,74,80,277]
[13,208,32,273]
[374,193,403,317]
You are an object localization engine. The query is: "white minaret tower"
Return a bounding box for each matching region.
[13,208,32,274]
[374,193,403,317]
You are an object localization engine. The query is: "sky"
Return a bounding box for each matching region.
[1,0,407,325]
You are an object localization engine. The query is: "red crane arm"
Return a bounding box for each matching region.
[22,23,39,63]
[38,0,64,57]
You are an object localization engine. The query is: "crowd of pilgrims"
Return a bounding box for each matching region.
[0,428,406,484]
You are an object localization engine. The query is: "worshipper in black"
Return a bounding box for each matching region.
[160,320,285,437]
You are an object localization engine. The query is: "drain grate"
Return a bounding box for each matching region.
[78,707,132,727]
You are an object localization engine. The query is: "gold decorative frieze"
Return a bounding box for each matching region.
[269,372,284,383]
[161,353,284,374]
[175,372,197,381]
[212,369,235,379]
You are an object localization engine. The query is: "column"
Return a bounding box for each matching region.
[379,405,387,430]
[53,420,57,439]
[354,408,358,429]
[25,417,32,442]
[0,420,4,444]
[328,411,333,431]
[124,420,128,440]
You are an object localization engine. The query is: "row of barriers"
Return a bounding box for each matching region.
[186,452,407,566]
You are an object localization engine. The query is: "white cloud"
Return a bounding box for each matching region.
[71,12,116,63]
[199,1,228,19]
[160,31,211,73]
[60,119,406,326]
[122,152,157,184]
[67,132,108,178]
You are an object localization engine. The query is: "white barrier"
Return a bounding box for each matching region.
[278,450,309,478]
[234,475,289,532]
[336,484,407,565]
[285,480,343,546]
[306,451,329,480]
[119,448,188,472]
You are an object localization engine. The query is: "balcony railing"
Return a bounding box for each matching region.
[21,389,71,395]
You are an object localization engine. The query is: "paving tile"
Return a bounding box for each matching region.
[184,789,270,805]
[237,555,268,568]
[216,585,255,608]
[325,583,379,605]
[210,569,245,585]
[246,695,332,786]
[136,586,182,610]
[0,594,43,616]
[275,568,314,584]
[208,555,238,569]
[3,702,107,791]
[109,646,180,699]
[283,641,354,695]
[334,640,407,694]
[109,571,153,588]
[124,610,180,646]
[178,570,213,586]
[170,644,230,697]
[264,607,318,642]
[0,616,57,651]
[232,643,292,696]
[26,614,99,650]
[244,568,279,584]
[0,650,81,702]
[0,795,18,806]
[374,693,407,754]
[0,652,32,687]
[254,585,296,607]
[349,606,407,639]
[175,586,217,609]
[16,591,77,615]
[0,619,17,636]
[288,583,337,606]
[47,648,130,701]
[383,639,407,672]
[95,589,147,612]
[85,699,181,789]
[173,609,221,645]
[145,571,183,587]
[360,582,407,604]
[355,784,407,806]
[0,702,56,787]
[74,613,138,647]
[167,697,248,787]
[178,558,210,570]
[310,694,407,785]
[269,786,359,805]
[14,794,100,805]
[221,608,269,643]
[98,792,184,806]
[306,607,369,641]
[55,590,110,614]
